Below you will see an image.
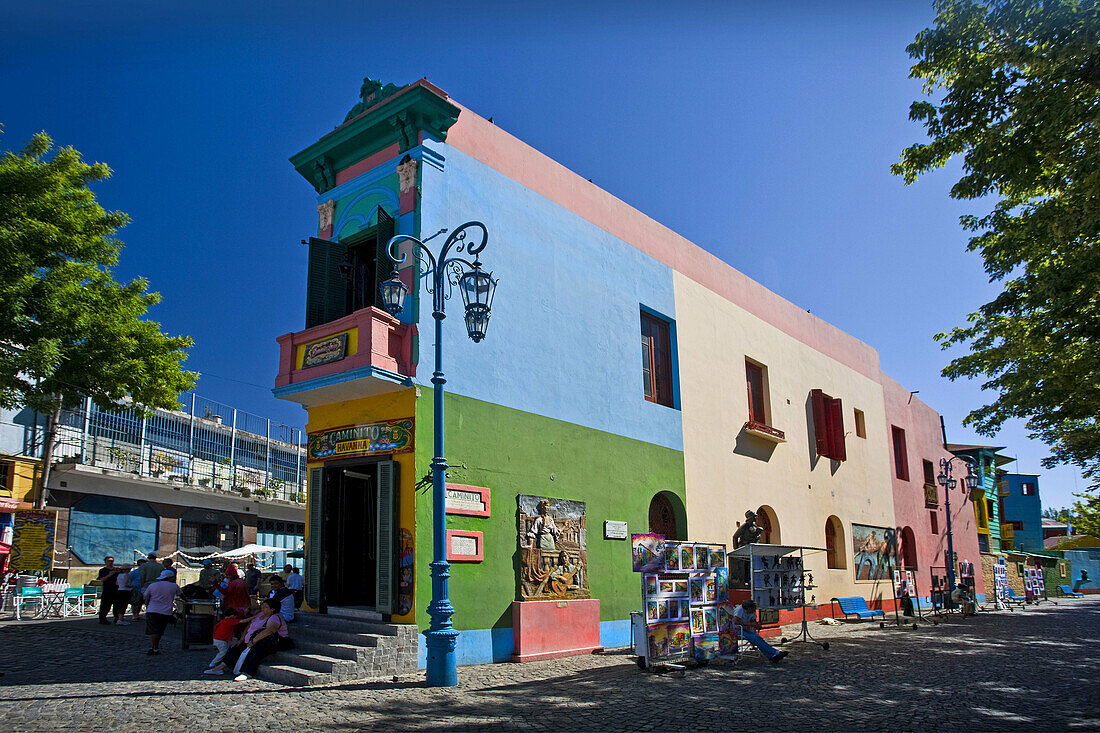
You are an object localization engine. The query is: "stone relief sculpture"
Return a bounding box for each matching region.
[732,510,764,549]
[317,200,335,233]
[518,495,589,600]
[397,155,418,193]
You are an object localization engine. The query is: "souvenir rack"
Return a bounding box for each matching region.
[631,536,739,670]
[728,543,828,649]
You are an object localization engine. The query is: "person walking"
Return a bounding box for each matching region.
[96,557,122,625]
[285,566,304,610]
[127,559,146,621]
[112,564,133,625]
[142,569,181,655]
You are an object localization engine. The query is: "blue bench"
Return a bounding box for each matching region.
[831,596,885,621]
[1058,585,1085,598]
[1002,588,1027,606]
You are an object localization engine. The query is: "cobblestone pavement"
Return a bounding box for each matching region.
[1,598,1098,731]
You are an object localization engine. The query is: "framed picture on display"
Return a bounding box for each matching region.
[704,606,718,632]
[680,544,695,571]
[658,579,677,596]
[694,545,708,570]
[690,609,705,635]
[690,577,706,603]
[646,601,659,623]
[709,547,725,570]
[665,544,681,572]
[644,574,658,597]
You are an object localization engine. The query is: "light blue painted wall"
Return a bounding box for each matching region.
[1064,549,1100,591]
[416,141,683,452]
[1001,474,1043,552]
[415,619,634,668]
[0,407,44,458]
[68,494,158,565]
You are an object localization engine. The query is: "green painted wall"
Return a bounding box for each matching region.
[413,390,686,632]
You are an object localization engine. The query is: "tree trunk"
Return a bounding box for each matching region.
[35,403,61,509]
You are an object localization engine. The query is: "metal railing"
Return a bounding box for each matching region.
[53,394,305,504]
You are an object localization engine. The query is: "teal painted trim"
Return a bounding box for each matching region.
[318,143,441,206]
[271,364,412,399]
[333,186,399,242]
[640,303,682,411]
[290,85,460,193]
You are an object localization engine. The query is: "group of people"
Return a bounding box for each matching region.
[93,555,305,681]
[196,563,303,681]
[94,554,180,627]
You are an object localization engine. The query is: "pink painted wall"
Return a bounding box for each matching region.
[444,101,882,381]
[879,374,985,596]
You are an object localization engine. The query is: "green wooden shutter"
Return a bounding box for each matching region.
[305,237,349,328]
[374,207,396,310]
[306,467,325,609]
[375,459,396,614]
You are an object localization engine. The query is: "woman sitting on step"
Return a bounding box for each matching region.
[205,598,294,681]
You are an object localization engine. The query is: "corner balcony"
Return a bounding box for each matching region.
[274,306,416,407]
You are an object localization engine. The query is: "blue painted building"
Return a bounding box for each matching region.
[1000,473,1043,552]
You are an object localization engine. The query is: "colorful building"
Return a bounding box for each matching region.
[881,378,984,602]
[946,444,1014,554]
[0,394,305,579]
[0,449,41,574]
[1000,473,1043,551]
[276,78,993,668]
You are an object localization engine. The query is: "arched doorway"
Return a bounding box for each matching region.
[756,505,779,544]
[900,526,918,570]
[825,515,846,569]
[649,491,685,540]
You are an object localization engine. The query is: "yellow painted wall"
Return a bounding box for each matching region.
[672,272,898,605]
[295,328,359,370]
[1,454,40,505]
[304,387,418,622]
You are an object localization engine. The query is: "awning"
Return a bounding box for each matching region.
[212,543,290,558]
[728,543,828,558]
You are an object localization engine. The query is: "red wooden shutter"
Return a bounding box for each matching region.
[811,389,830,458]
[826,397,846,461]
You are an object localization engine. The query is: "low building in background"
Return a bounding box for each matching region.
[0,393,305,581]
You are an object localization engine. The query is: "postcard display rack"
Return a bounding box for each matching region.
[630,534,738,669]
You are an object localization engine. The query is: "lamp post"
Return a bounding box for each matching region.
[379,221,497,688]
[936,456,980,603]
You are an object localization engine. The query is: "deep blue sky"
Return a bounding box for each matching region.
[1,1,1084,508]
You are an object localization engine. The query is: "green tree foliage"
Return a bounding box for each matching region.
[1042,506,1069,521]
[1070,492,1100,538]
[893,0,1100,489]
[0,128,196,504]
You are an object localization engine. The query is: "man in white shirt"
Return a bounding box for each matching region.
[285,566,304,609]
[143,570,181,655]
[733,600,788,663]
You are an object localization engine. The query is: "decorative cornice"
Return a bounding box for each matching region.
[291,81,460,194]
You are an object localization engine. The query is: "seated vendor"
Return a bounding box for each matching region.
[733,600,788,663]
[950,583,976,616]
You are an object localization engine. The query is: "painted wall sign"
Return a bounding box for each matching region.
[444,484,490,517]
[446,529,483,562]
[10,509,57,573]
[302,332,348,369]
[307,418,414,461]
[604,520,628,539]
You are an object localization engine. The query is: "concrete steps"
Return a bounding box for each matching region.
[253,611,418,686]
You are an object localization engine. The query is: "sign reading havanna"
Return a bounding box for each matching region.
[307,418,414,461]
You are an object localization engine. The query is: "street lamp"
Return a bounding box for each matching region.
[379,221,498,688]
[937,455,981,603]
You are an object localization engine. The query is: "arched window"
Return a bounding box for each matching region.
[900,526,918,571]
[756,505,779,545]
[649,492,685,540]
[825,516,846,569]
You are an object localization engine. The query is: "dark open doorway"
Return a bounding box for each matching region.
[323,463,379,608]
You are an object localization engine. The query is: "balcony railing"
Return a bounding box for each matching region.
[53,394,306,504]
[275,306,414,391]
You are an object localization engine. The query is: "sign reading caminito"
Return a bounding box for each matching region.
[307,418,414,462]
